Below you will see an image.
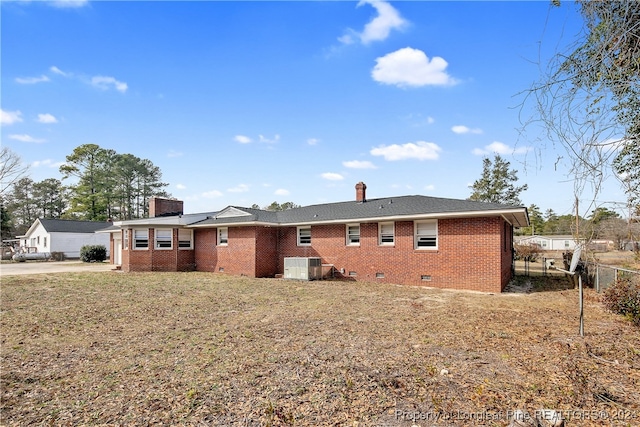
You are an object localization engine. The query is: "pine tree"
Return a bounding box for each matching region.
[469,154,528,206]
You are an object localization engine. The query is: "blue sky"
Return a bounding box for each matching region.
[1,0,628,217]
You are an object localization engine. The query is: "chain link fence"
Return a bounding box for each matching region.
[515,256,640,293]
[588,263,640,293]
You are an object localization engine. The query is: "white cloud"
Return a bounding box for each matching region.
[176,184,187,190]
[404,113,435,127]
[50,66,69,76]
[47,66,130,94]
[321,172,344,181]
[341,0,408,45]
[32,159,63,168]
[259,134,280,144]
[472,141,531,156]
[342,160,377,169]
[451,125,482,135]
[234,135,252,144]
[37,113,58,124]
[370,141,442,161]
[49,0,89,8]
[372,47,457,88]
[307,138,320,146]
[9,134,46,143]
[15,75,50,84]
[274,188,290,196]
[167,150,183,158]
[1,109,23,125]
[228,184,249,193]
[202,190,224,198]
[91,76,128,93]
[424,184,435,191]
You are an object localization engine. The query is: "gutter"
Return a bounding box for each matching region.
[186,208,528,229]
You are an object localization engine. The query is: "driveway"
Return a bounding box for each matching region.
[0,261,115,276]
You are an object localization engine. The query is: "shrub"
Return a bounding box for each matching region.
[602,276,640,327]
[80,245,107,263]
[50,252,66,261]
[514,243,541,262]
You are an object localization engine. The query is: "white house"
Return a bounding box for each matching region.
[18,218,111,258]
[515,235,584,251]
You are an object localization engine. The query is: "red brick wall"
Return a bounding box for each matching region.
[194,227,258,276]
[149,198,183,217]
[255,227,279,277]
[121,228,195,272]
[122,217,515,292]
[194,229,217,272]
[277,218,508,292]
[124,228,152,272]
[500,222,514,290]
[218,227,256,276]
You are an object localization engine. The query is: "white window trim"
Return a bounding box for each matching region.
[133,229,149,250]
[123,229,129,250]
[297,226,311,246]
[346,224,360,246]
[218,227,228,246]
[414,220,438,250]
[155,228,173,250]
[378,222,395,246]
[178,229,193,250]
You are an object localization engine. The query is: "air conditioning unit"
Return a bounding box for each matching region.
[284,257,322,281]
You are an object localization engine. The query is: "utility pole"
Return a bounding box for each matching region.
[575,197,584,337]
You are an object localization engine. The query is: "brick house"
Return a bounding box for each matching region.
[107,183,529,293]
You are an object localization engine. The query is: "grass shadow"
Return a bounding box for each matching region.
[505,274,575,293]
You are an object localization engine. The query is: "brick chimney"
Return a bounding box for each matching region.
[355,182,367,202]
[149,197,184,218]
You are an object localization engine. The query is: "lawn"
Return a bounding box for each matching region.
[1,272,639,426]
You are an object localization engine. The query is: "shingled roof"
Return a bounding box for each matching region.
[36,219,113,233]
[189,195,529,228]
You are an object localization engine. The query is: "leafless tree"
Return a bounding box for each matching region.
[520,1,640,234]
[0,147,29,197]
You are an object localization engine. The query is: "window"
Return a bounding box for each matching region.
[346,224,360,246]
[297,226,311,246]
[379,222,394,245]
[123,229,129,250]
[415,220,437,249]
[564,241,570,248]
[44,237,47,248]
[178,229,193,249]
[218,227,228,246]
[134,229,149,249]
[155,228,173,249]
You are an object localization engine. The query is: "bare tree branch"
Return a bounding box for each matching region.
[0,147,29,197]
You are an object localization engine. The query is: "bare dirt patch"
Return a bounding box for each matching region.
[1,272,639,426]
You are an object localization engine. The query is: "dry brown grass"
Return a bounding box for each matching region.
[1,272,639,426]
[592,251,640,270]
